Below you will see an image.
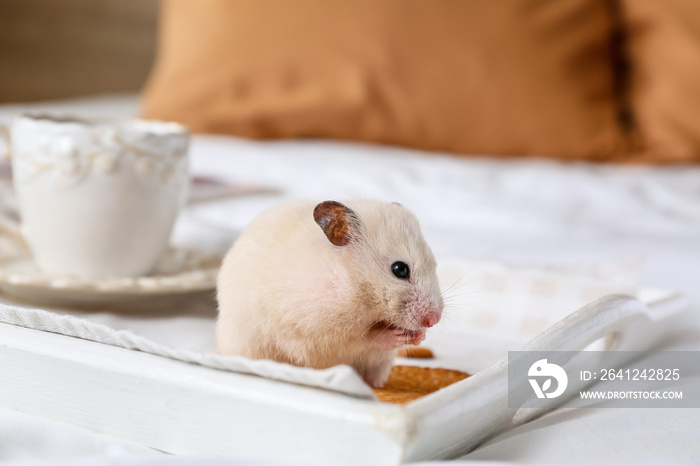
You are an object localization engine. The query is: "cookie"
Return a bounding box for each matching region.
[373,365,470,404]
[397,346,434,359]
[372,388,427,405]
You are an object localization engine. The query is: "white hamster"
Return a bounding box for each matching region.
[216,199,443,387]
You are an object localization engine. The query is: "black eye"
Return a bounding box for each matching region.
[391,261,410,279]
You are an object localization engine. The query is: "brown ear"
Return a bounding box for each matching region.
[313,201,359,246]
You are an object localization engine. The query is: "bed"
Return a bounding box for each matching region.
[0,95,699,466]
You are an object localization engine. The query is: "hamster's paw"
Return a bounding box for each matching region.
[361,358,394,388]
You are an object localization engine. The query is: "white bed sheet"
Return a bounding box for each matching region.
[0,95,699,466]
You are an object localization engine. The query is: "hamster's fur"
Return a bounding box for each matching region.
[216,199,443,387]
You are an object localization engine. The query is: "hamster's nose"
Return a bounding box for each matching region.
[422,311,441,328]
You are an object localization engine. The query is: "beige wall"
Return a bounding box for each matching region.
[0,0,159,103]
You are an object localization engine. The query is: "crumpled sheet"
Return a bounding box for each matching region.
[0,302,376,398]
[0,95,699,466]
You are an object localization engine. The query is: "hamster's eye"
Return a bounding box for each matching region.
[391,261,410,280]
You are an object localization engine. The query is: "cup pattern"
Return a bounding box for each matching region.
[13,124,188,188]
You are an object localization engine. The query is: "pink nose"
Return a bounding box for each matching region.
[422,311,441,328]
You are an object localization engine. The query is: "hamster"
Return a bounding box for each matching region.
[216,199,443,387]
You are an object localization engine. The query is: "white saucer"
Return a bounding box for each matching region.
[0,242,222,309]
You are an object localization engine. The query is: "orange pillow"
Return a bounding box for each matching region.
[621,0,700,163]
[142,0,623,160]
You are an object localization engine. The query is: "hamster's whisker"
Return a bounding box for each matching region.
[440,280,464,297]
[440,272,479,296]
[372,322,391,341]
[336,320,359,343]
[335,320,376,360]
[443,288,487,297]
[441,292,490,306]
[436,313,469,333]
[444,302,495,313]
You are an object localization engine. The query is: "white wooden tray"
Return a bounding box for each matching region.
[0,289,688,465]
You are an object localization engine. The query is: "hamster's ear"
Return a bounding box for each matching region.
[313,201,359,247]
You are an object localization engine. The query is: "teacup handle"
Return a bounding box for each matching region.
[0,124,9,160]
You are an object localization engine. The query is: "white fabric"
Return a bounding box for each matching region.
[0,302,375,398]
[1,95,699,465]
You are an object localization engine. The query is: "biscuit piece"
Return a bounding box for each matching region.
[397,346,434,359]
[372,388,426,404]
[373,366,470,404]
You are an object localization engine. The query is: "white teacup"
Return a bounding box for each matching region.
[1,114,189,278]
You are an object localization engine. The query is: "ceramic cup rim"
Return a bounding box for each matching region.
[15,113,188,137]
